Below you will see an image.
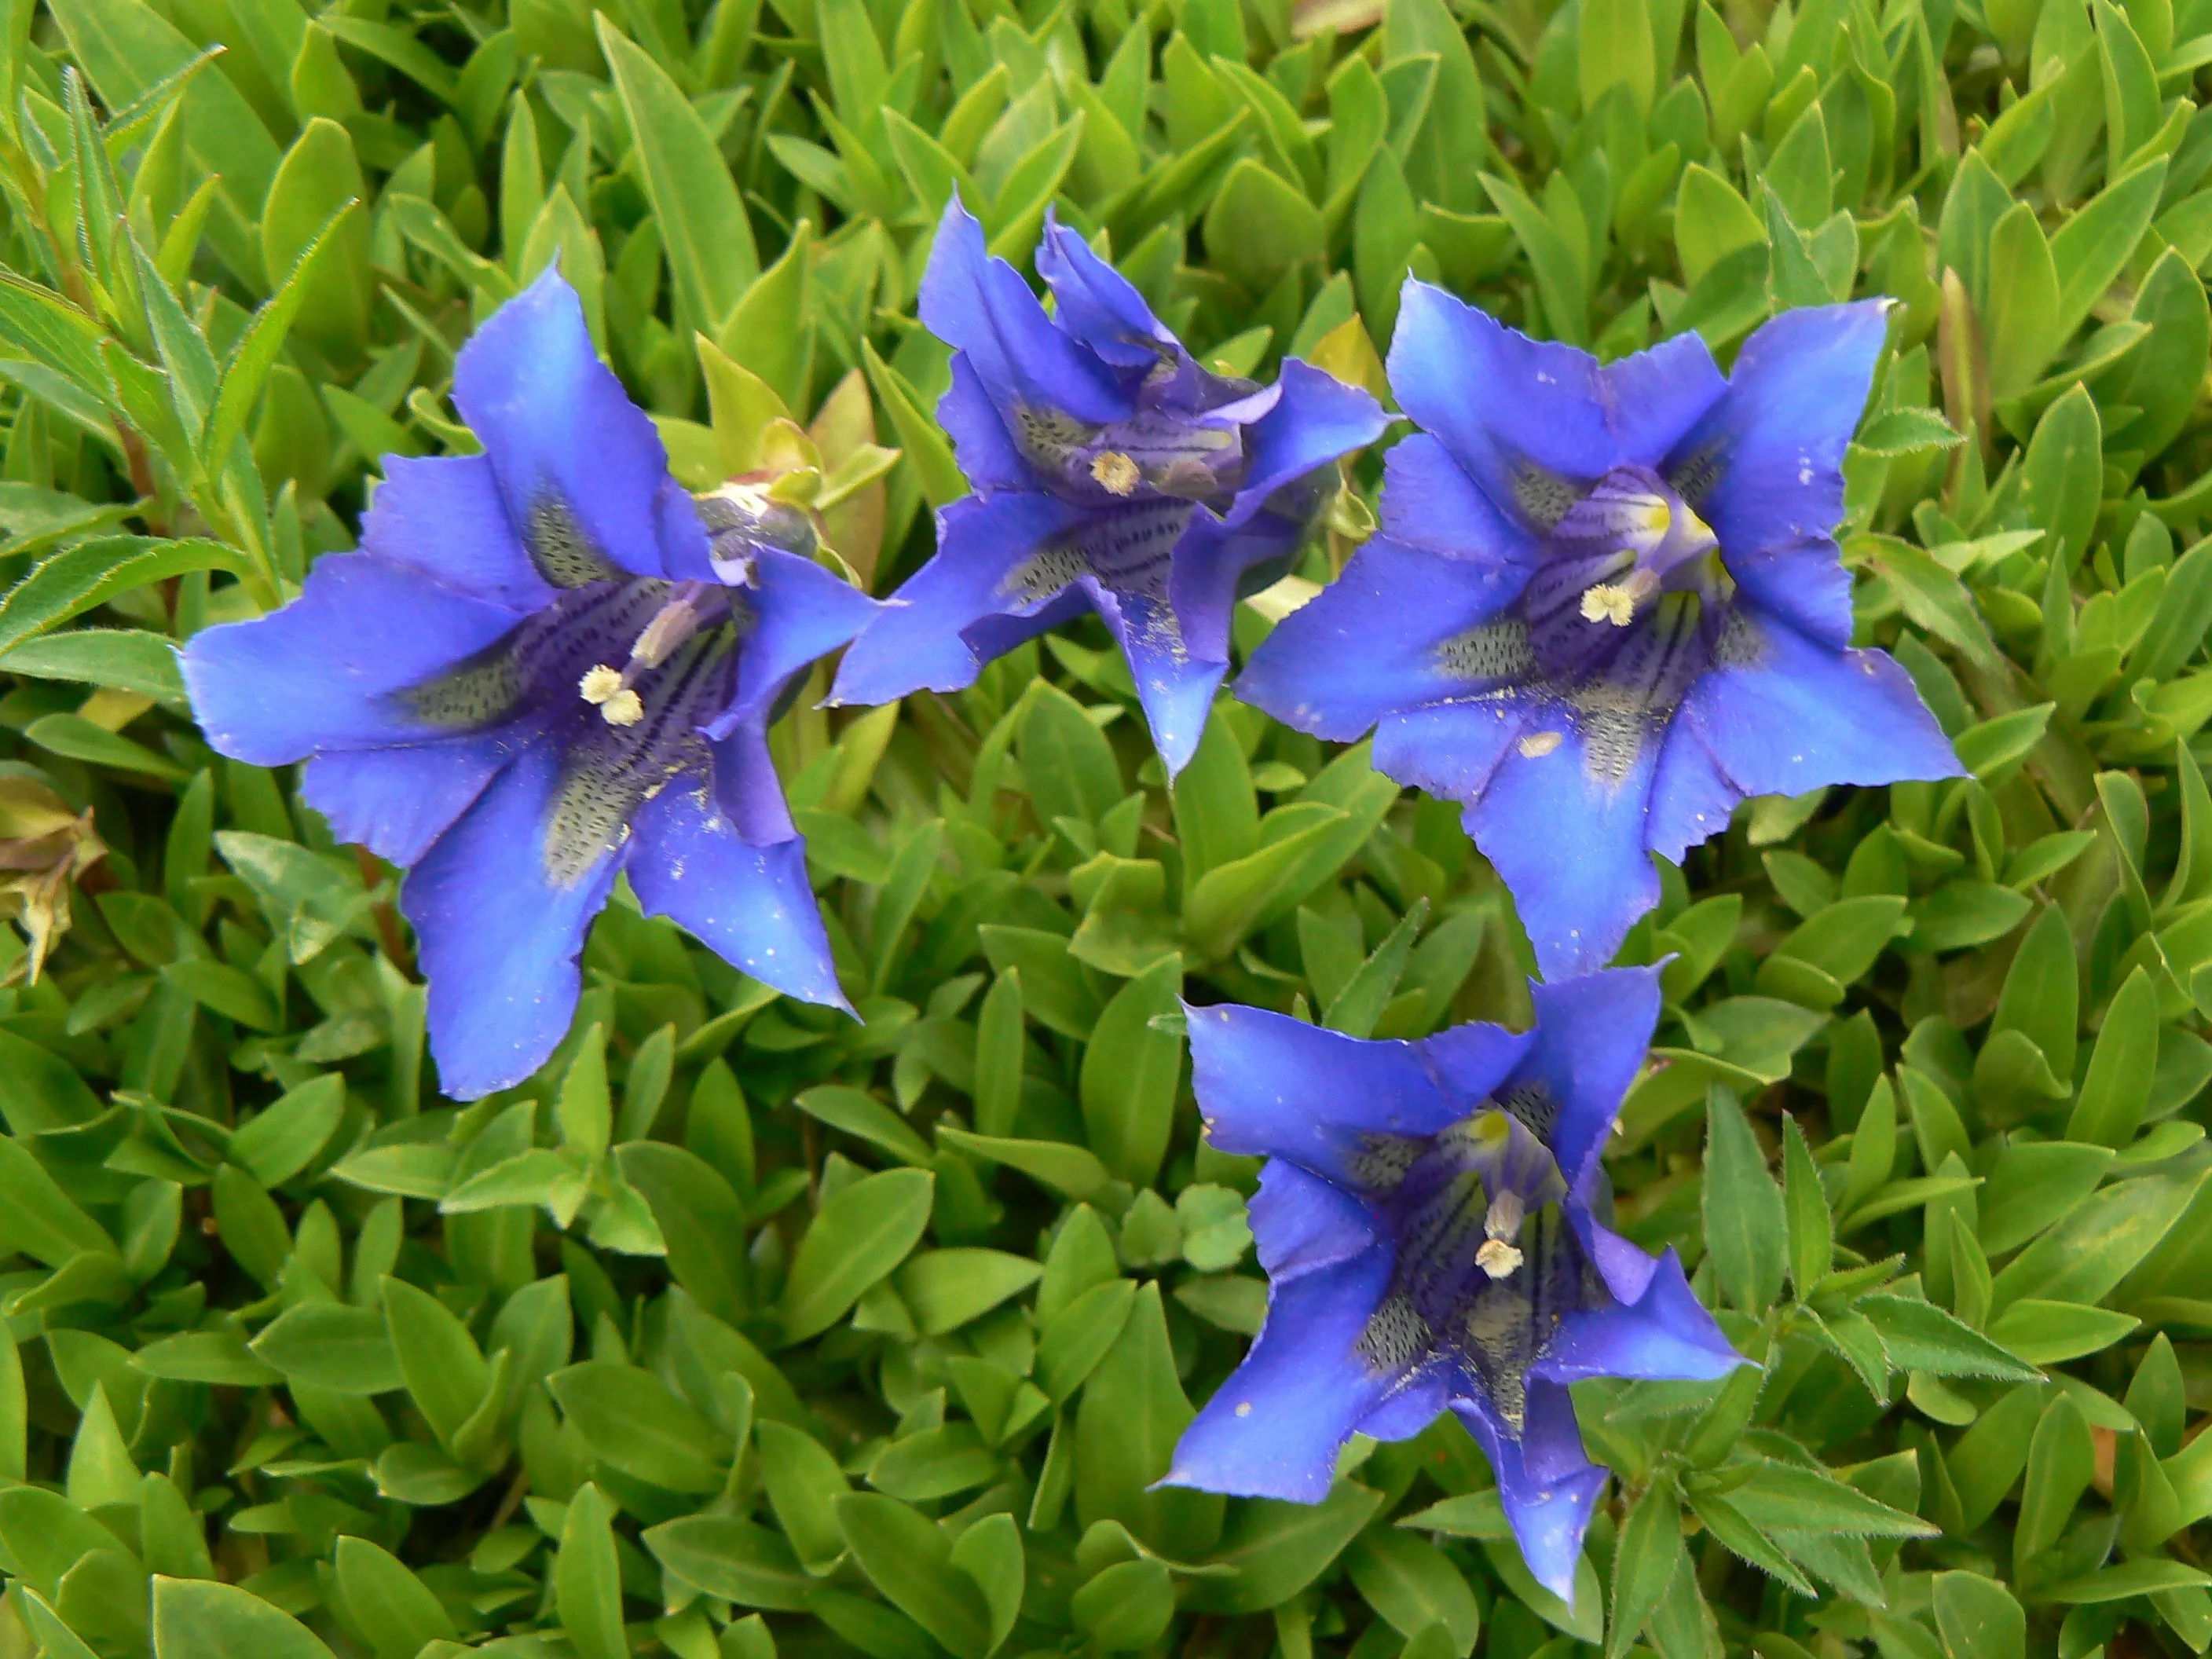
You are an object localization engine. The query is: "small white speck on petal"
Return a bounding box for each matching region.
[1518,731,1564,759]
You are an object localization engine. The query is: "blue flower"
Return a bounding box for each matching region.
[830,199,1388,775]
[1164,968,1745,1602]
[1237,287,1962,977]
[183,271,878,1100]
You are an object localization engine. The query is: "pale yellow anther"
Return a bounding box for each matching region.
[1475,1238,1525,1280]
[1091,451,1141,496]
[600,688,645,727]
[1580,582,1639,626]
[578,665,624,705]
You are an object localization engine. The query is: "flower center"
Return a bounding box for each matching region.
[1552,466,1719,630]
[1351,1101,1583,1430]
[573,579,731,727]
[1010,401,1246,505]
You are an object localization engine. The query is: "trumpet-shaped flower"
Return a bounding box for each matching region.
[1165,968,1745,1602]
[1238,286,1961,977]
[830,200,1387,775]
[184,272,877,1099]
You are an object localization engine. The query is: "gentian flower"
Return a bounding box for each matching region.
[184,272,877,1099]
[830,200,1388,775]
[1237,286,1961,977]
[1165,968,1745,1602]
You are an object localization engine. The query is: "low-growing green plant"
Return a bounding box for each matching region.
[0,0,2207,1651]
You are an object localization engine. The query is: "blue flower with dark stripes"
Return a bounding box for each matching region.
[1238,285,1961,978]
[830,198,1387,775]
[183,272,877,1100]
[1165,968,1744,1604]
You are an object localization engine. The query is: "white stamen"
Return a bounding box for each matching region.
[578,664,624,705]
[1091,451,1141,496]
[1518,731,1563,759]
[1476,1238,1524,1280]
[600,688,644,727]
[1484,1188,1526,1241]
[631,598,698,669]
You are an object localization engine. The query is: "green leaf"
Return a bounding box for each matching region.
[381,1276,491,1453]
[1782,1115,1833,1298]
[596,18,758,328]
[614,1142,752,1324]
[152,1577,335,1659]
[1346,1529,1483,1651]
[1857,1294,2039,1379]
[555,1485,630,1659]
[0,537,242,657]
[642,1515,815,1612]
[1078,1282,1221,1558]
[227,1074,345,1188]
[251,1301,404,1395]
[1703,1086,1787,1313]
[1185,1482,1387,1614]
[2067,966,2159,1146]
[204,203,359,480]
[896,1249,1043,1335]
[778,1167,935,1342]
[334,1537,457,1659]
[1079,954,1185,1187]
[836,1493,994,1659]
[755,1419,850,1573]
[549,1362,731,1492]
[1071,1558,1177,1653]
[1609,1476,1685,1658]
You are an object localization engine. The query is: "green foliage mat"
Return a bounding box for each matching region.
[0,0,2209,1651]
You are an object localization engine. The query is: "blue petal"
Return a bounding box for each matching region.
[1375,701,1525,807]
[1094,585,1226,778]
[1163,1242,1400,1503]
[1374,432,1532,565]
[1508,967,1662,1194]
[1646,712,1739,866]
[715,549,881,732]
[1463,712,1661,980]
[1234,537,1526,742]
[1185,1001,1529,1180]
[361,455,556,611]
[181,554,527,767]
[654,474,716,583]
[1248,1159,1381,1284]
[1224,360,1390,525]
[704,723,797,844]
[828,492,1089,704]
[301,737,522,866]
[452,267,674,580]
[939,354,1034,493]
[627,760,849,1012]
[1670,301,1890,648]
[1357,1372,1452,1441]
[1167,510,1309,671]
[1036,209,1177,371]
[919,198,1127,426]
[1677,609,1964,800]
[1388,281,1723,527]
[1533,1248,1746,1385]
[1455,1386,1608,1606]
[401,742,619,1099]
